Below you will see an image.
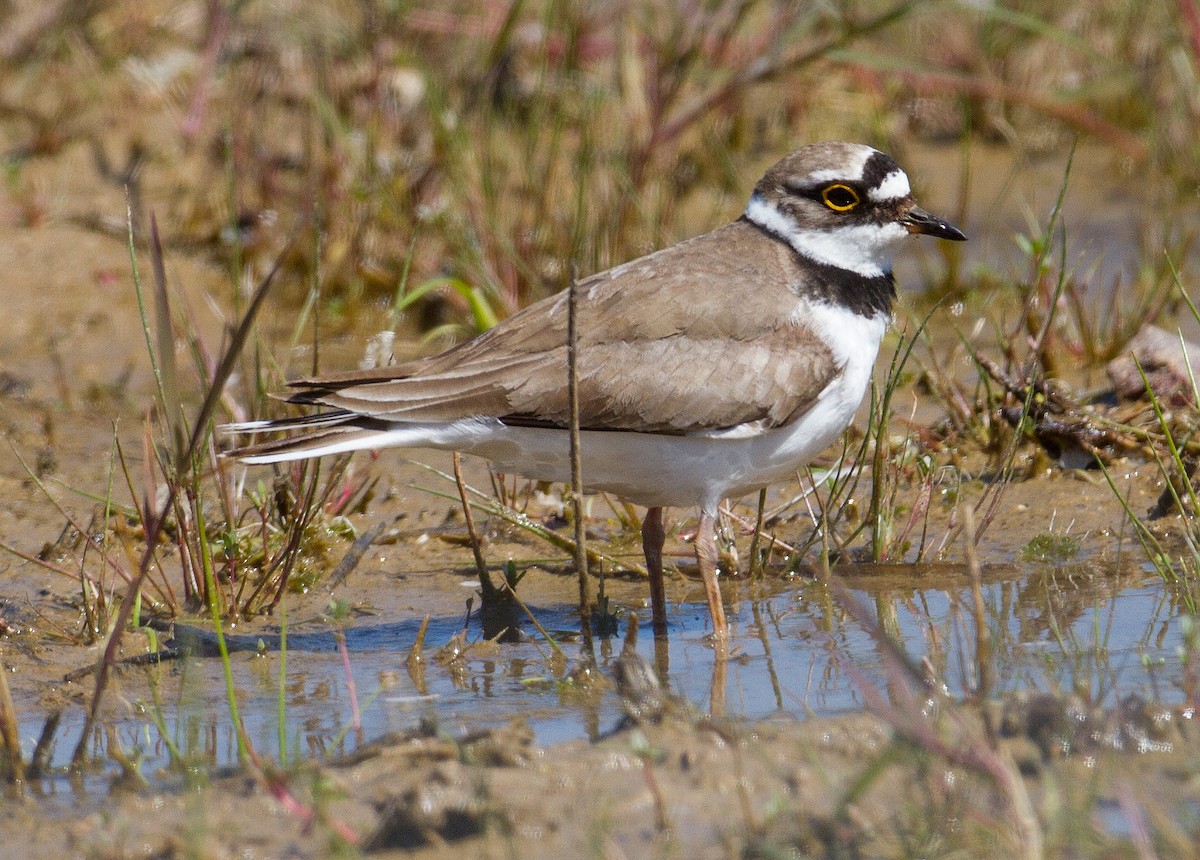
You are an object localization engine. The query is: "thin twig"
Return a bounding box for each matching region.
[327,519,389,589]
[963,507,994,743]
[719,503,796,555]
[567,269,594,654]
[500,577,567,660]
[747,488,768,579]
[0,661,23,782]
[453,452,492,590]
[405,614,431,695]
[410,463,646,575]
[334,626,361,734]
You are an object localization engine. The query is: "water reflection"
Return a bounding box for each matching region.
[16,558,1188,789]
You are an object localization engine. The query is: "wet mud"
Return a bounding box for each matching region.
[1,15,1199,856]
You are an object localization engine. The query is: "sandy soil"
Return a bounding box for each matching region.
[0,198,1193,855]
[0,12,1197,856]
[3,689,1197,858]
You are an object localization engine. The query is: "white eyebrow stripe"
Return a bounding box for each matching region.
[805,146,872,184]
[868,169,911,201]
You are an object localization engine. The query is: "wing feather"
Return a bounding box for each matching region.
[281,220,842,435]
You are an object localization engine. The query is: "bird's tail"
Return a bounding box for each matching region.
[221,410,382,463]
[221,411,479,464]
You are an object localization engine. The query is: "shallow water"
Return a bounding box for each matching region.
[18,555,1184,792]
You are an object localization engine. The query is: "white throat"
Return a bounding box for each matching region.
[745,194,908,278]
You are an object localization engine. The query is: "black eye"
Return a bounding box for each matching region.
[821,183,860,211]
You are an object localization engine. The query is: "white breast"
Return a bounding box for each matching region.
[790,299,889,433]
[459,301,889,514]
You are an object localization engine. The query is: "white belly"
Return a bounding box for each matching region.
[398,303,888,510]
[457,305,885,512]
[462,408,845,511]
[245,304,888,515]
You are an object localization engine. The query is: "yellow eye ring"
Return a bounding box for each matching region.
[821,183,860,211]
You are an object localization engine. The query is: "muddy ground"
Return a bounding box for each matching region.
[6,700,1198,860]
[0,168,1197,857]
[2,5,1200,856]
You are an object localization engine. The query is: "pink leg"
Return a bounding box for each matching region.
[695,510,729,641]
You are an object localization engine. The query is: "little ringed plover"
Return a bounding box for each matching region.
[226,141,965,641]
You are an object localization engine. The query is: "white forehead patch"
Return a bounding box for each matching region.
[869,169,911,202]
[805,146,874,184]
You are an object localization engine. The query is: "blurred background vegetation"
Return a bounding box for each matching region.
[3,0,1196,348]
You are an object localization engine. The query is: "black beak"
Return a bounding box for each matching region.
[903,206,966,241]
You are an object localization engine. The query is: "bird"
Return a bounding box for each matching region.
[225,141,965,642]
